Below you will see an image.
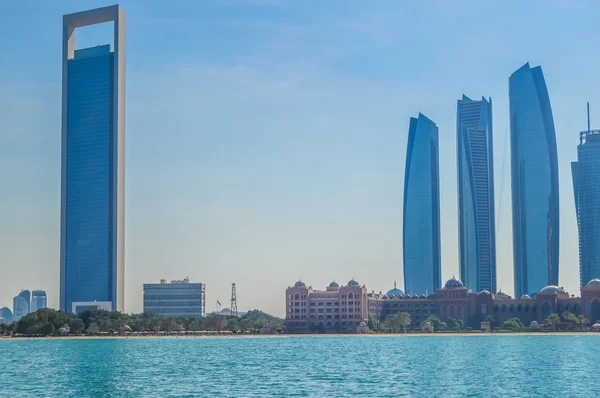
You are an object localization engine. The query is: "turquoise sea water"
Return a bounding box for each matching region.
[0,335,597,397]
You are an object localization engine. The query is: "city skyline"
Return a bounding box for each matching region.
[1,1,599,316]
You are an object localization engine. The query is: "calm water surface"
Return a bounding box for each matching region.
[0,335,597,397]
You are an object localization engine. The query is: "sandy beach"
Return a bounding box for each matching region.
[2,331,598,341]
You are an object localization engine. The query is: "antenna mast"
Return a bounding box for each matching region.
[231,283,238,317]
[588,102,591,134]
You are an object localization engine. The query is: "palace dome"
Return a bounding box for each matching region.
[347,279,359,286]
[587,278,600,286]
[329,281,339,288]
[386,287,405,297]
[520,294,532,299]
[539,285,564,294]
[445,276,464,288]
[479,290,491,295]
[294,280,306,287]
[386,281,405,297]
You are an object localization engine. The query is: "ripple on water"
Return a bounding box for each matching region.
[0,335,598,397]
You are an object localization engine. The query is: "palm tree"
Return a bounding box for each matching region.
[398,312,412,333]
[545,313,560,332]
[577,315,589,332]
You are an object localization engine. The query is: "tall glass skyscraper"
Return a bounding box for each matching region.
[403,113,441,295]
[60,6,126,313]
[457,96,497,293]
[572,128,600,286]
[31,290,48,312]
[509,63,559,297]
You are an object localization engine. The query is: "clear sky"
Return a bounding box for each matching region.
[1,0,599,316]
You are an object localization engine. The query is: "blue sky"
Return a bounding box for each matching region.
[1,0,599,316]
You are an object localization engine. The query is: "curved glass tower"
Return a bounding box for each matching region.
[509,63,559,297]
[0,307,13,324]
[403,113,441,295]
[13,291,30,321]
[572,129,600,286]
[457,96,496,293]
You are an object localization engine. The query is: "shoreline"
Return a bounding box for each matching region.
[2,331,599,341]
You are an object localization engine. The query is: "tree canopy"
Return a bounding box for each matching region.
[382,312,412,333]
[502,317,524,330]
[8,308,285,337]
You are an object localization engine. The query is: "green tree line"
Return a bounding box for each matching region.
[0,308,285,337]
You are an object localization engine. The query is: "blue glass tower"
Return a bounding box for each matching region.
[457,96,496,293]
[403,113,441,295]
[509,63,559,297]
[31,290,48,312]
[60,6,126,313]
[0,307,13,324]
[572,127,600,286]
[13,290,30,321]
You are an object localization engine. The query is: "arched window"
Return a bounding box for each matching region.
[294,293,300,300]
[348,293,353,299]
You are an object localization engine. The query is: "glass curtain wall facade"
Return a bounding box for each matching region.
[572,130,600,286]
[31,290,48,312]
[509,63,560,297]
[403,114,441,295]
[143,279,206,317]
[60,6,126,313]
[457,96,497,293]
[18,290,30,314]
[13,294,29,321]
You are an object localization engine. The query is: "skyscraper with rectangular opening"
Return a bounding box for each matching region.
[31,290,48,312]
[403,113,441,295]
[509,63,559,297]
[60,5,126,313]
[457,95,496,293]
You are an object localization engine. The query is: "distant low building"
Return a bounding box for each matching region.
[210,308,245,317]
[143,278,206,317]
[356,321,369,334]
